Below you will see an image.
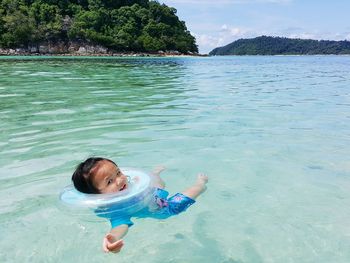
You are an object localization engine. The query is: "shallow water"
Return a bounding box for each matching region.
[0,56,350,262]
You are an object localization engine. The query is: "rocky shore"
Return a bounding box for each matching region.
[0,42,206,57]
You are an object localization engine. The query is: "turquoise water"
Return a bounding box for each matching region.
[0,56,350,262]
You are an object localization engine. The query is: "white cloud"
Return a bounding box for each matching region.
[281,28,350,41]
[195,34,219,49]
[287,33,317,39]
[221,24,228,31]
[195,24,350,54]
[195,25,258,53]
[220,24,250,37]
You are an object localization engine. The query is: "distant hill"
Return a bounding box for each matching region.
[0,0,198,54]
[209,36,350,55]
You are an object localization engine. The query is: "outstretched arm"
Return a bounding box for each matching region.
[103,224,129,253]
[181,173,208,200]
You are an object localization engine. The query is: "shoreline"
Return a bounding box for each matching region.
[2,52,348,58]
[210,54,350,56]
[0,50,208,58]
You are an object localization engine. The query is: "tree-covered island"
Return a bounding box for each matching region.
[209,36,350,56]
[0,0,198,55]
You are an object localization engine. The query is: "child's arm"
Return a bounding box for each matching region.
[102,224,129,253]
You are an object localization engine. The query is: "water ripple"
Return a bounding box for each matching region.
[1,56,350,262]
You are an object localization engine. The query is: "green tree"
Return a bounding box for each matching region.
[29,1,63,43]
[1,10,35,47]
[0,0,198,53]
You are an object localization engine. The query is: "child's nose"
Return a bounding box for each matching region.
[117,176,125,184]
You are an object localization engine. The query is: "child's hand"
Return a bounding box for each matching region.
[152,165,166,175]
[103,233,124,253]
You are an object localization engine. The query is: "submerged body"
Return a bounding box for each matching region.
[71,157,208,253]
[97,188,196,228]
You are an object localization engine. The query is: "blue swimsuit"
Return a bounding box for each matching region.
[97,188,195,228]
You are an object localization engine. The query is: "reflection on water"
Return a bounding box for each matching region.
[0,56,350,262]
[0,58,190,170]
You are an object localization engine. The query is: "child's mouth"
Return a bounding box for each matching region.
[120,184,127,191]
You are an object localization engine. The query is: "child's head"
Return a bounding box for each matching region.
[72,157,128,194]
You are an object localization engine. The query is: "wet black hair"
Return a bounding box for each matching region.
[71,157,117,194]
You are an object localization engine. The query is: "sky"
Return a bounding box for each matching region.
[160,0,350,54]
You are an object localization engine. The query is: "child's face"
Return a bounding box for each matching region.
[91,160,128,194]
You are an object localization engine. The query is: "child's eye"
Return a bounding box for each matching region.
[107,179,113,185]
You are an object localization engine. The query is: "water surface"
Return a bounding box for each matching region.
[0,56,350,262]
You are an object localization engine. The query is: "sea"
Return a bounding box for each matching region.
[0,55,349,263]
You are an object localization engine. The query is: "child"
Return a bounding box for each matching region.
[72,157,208,253]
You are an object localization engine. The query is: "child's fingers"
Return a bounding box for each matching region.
[107,239,124,252]
[108,239,123,248]
[106,233,115,242]
[103,237,124,253]
[197,173,208,182]
[103,245,109,253]
[152,165,166,174]
[103,237,110,252]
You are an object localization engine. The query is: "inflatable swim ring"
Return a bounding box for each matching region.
[59,168,154,217]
